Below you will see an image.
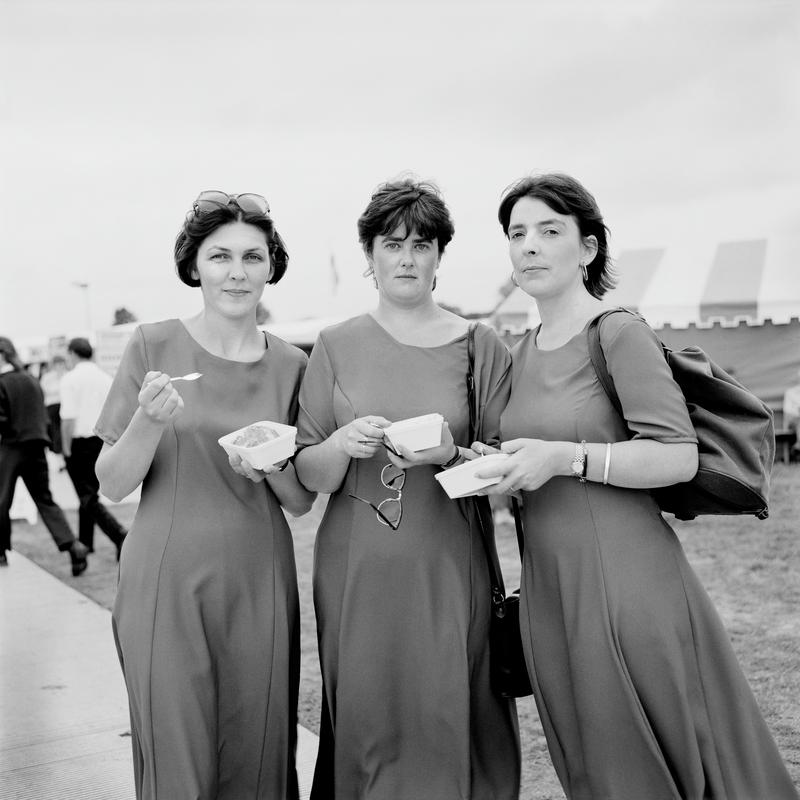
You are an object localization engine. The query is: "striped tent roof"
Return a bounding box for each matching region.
[494,236,800,329]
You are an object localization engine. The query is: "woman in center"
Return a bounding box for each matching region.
[294,178,521,799]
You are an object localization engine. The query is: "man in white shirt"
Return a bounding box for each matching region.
[61,338,127,558]
[40,354,67,459]
[783,367,800,461]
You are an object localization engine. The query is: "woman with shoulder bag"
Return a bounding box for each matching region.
[476,172,798,799]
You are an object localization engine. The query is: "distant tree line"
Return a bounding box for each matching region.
[112,307,138,326]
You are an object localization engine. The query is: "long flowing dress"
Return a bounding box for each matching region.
[296,315,521,800]
[501,312,798,800]
[95,319,306,800]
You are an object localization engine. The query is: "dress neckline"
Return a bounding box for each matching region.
[533,317,594,352]
[364,313,471,350]
[175,319,269,365]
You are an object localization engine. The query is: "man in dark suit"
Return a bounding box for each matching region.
[0,336,89,574]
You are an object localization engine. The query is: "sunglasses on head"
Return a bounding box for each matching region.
[188,191,271,220]
[349,463,405,531]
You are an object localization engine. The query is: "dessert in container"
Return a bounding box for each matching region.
[218,421,297,470]
[384,413,444,453]
[434,453,510,499]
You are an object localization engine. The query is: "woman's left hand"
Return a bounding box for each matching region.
[477,438,566,494]
[228,452,289,483]
[385,421,459,469]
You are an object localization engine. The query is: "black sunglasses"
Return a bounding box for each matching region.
[349,463,405,531]
[188,191,271,220]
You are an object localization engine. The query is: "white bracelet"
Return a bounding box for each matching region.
[603,443,612,485]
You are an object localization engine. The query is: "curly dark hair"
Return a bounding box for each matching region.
[498,173,616,299]
[357,178,454,255]
[175,201,289,287]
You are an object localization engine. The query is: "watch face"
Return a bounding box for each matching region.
[571,441,586,477]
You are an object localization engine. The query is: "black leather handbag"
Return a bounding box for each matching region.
[466,325,533,699]
[588,309,775,521]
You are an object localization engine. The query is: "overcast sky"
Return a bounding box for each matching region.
[2,0,798,343]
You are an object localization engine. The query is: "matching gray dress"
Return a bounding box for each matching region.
[95,312,795,800]
[96,320,306,800]
[501,312,798,800]
[296,315,521,800]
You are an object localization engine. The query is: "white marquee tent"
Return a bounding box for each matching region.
[494,236,800,330]
[492,236,800,414]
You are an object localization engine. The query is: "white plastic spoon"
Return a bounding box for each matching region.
[170,372,203,382]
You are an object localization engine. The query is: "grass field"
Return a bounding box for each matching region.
[10,464,800,798]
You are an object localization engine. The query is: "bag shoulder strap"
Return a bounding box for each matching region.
[466,322,477,440]
[511,497,525,556]
[587,309,624,417]
[467,321,526,560]
[473,497,507,604]
[587,307,652,421]
[466,323,508,601]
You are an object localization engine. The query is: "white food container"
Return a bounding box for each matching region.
[218,421,297,470]
[434,453,510,499]
[384,413,444,453]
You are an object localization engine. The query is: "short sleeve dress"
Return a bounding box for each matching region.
[95,319,307,800]
[296,314,521,800]
[501,312,798,800]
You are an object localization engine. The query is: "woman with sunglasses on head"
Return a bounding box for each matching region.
[293,178,521,799]
[478,173,798,799]
[95,192,315,800]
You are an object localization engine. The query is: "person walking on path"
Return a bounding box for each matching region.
[60,337,127,559]
[40,354,67,460]
[782,367,800,460]
[0,336,89,574]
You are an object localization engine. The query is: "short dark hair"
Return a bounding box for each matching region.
[67,337,93,359]
[357,178,455,255]
[0,336,23,371]
[498,173,616,299]
[174,202,289,288]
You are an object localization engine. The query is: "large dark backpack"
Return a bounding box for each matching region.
[587,309,775,521]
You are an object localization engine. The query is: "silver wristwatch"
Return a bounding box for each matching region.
[571,441,587,483]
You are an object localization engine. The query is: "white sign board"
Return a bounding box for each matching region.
[95,327,135,377]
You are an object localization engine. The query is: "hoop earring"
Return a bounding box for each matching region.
[432,276,437,291]
[363,266,378,290]
[511,272,519,287]
[579,262,588,283]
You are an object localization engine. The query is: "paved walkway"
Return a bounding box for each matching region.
[8,451,138,521]
[0,552,318,799]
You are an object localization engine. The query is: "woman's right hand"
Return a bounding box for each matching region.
[336,415,391,459]
[478,438,567,494]
[138,371,184,424]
